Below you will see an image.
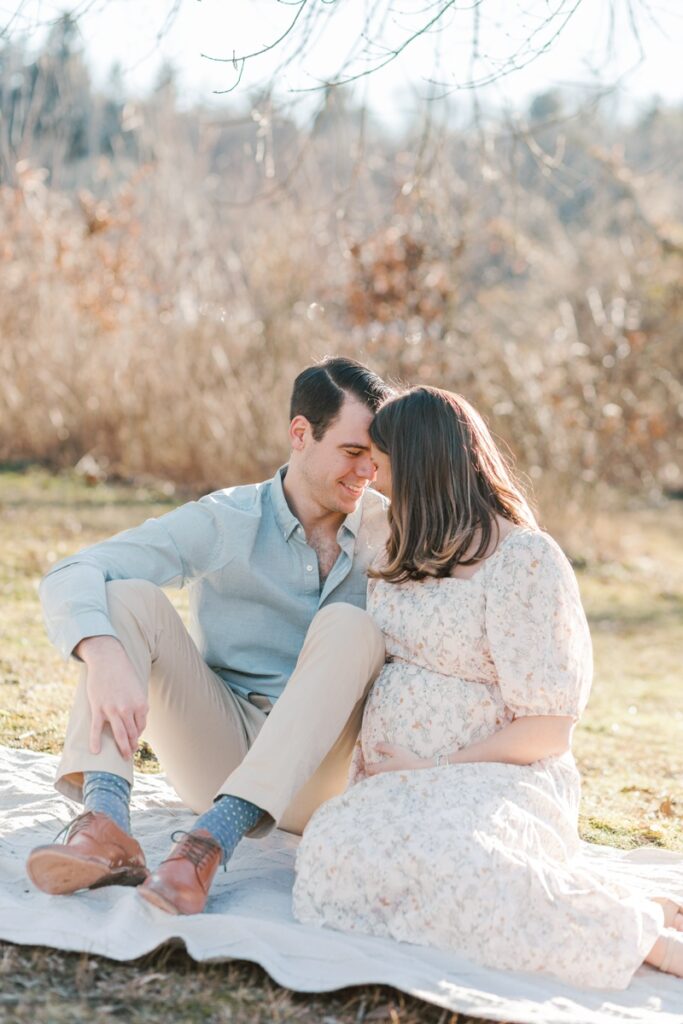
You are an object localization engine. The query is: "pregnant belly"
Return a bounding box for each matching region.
[360,660,512,768]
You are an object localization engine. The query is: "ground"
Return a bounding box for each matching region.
[0,467,681,1023]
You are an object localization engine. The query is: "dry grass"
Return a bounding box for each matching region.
[1,112,681,500]
[0,467,681,1022]
[0,944,471,1024]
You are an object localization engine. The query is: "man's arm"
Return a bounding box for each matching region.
[40,495,229,758]
[40,497,226,659]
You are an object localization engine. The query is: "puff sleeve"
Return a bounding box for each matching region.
[485,530,593,719]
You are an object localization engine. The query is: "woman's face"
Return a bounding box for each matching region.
[370,444,392,499]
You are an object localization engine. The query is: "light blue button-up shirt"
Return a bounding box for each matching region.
[40,468,389,703]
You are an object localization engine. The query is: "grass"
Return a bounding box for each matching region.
[0,466,681,1023]
[0,945,458,1024]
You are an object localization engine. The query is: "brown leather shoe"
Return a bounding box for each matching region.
[26,811,148,895]
[138,829,223,915]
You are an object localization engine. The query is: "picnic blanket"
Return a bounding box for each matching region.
[1,745,682,1024]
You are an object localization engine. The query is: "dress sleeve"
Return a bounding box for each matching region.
[484,530,593,719]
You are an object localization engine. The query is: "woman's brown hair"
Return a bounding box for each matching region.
[369,386,537,583]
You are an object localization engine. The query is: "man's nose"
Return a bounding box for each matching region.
[357,456,377,481]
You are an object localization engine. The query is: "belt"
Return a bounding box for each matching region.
[247,692,273,714]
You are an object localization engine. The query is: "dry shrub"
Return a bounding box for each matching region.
[343,156,682,539]
[0,163,341,488]
[1,94,681,552]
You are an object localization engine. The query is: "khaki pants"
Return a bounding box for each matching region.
[56,580,385,836]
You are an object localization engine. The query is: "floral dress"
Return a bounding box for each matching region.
[293,528,666,990]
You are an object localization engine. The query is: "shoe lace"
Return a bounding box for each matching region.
[53,810,97,845]
[168,830,226,872]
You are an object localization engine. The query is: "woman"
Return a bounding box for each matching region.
[293,386,683,990]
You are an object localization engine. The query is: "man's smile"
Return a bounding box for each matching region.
[340,480,366,498]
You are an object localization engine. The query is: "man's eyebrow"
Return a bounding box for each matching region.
[339,441,371,450]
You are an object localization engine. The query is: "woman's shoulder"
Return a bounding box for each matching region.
[488,526,580,599]
[492,526,574,574]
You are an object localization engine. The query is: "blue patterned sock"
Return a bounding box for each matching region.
[193,795,263,862]
[82,771,131,834]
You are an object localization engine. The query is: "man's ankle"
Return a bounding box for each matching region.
[192,794,263,863]
[82,771,132,834]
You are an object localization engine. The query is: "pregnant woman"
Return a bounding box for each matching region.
[293,386,683,990]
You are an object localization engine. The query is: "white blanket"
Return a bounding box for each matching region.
[1,746,682,1023]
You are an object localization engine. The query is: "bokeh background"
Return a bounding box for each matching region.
[1,7,682,1017]
[1,2,681,547]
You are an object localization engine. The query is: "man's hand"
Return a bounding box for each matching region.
[365,742,429,776]
[75,636,148,760]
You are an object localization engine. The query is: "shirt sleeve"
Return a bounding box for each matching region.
[484,530,593,719]
[39,495,228,660]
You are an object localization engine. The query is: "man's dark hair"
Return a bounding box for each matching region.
[290,357,391,440]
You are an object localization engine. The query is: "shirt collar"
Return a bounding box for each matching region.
[270,466,301,540]
[270,465,364,544]
[340,498,363,540]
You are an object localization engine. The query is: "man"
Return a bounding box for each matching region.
[27,357,391,915]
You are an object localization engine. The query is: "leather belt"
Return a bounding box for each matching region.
[247,692,273,714]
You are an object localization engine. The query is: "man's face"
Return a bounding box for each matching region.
[296,396,377,516]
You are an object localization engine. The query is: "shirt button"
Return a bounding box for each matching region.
[306,564,314,572]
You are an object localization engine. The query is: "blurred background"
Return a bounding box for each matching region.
[0,12,681,1011]
[1,0,681,544]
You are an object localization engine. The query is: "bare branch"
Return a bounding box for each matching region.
[201,0,309,64]
[293,1,461,92]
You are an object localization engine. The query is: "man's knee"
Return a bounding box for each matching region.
[104,579,176,658]
[310,602,385,676]
[105,578,167,620]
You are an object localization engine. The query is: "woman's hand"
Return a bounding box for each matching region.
[365,742,431,776]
